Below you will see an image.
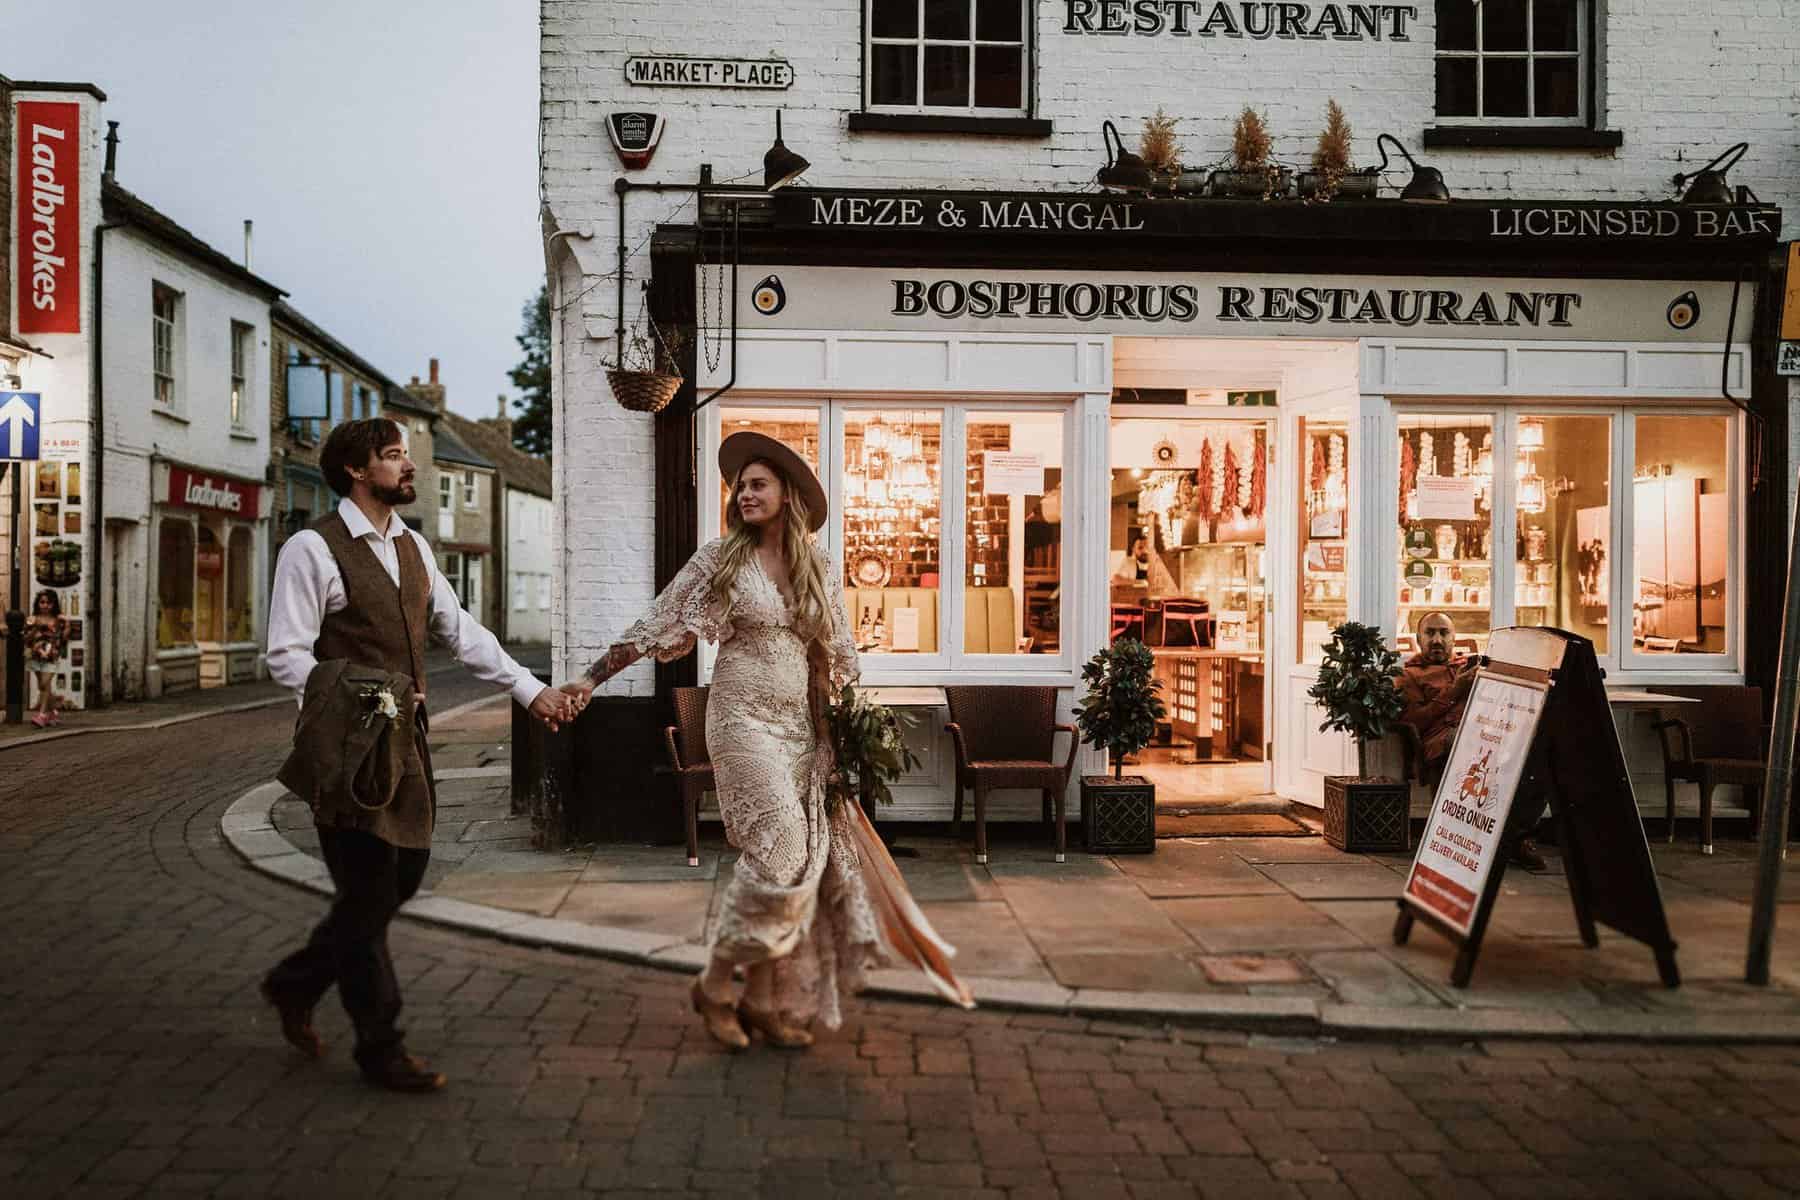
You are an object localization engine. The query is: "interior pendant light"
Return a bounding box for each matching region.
[763,111,810,191]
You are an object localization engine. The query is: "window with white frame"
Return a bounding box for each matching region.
[1434,0,1587,125]
[713,401,1070,672]
[153,283,180,409]
[438,474,453,511]
[229,321,253,427]
[513,575,527,611]
[866,0,1028,114]
[1391,404,1739,675]
[461,470,478,509]
[539,574,551,610]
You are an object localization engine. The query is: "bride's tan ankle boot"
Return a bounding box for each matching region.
[737,1002,814,1048]
[690,979,749,1050]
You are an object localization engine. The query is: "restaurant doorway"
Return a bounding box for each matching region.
[1109,410,1273,806]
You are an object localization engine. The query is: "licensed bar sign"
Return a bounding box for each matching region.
[624,55,793,89]
[769,188,1783,245]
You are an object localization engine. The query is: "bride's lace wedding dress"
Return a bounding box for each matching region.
[607,537,882,1028]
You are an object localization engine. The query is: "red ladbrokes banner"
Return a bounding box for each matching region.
[17,100,82,335]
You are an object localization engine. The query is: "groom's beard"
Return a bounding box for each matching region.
[373,481,417,506]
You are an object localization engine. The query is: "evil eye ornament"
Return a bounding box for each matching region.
[752,275,786,316]
[1666,291,1700,331]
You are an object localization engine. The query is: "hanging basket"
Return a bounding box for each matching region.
[607,368,684,414]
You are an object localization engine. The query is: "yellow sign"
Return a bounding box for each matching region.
[1784,243,1800,341]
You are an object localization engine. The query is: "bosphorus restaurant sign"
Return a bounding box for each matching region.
[1060,1,1419,40]
[739,266,1748,342]
[769,189,1782,243]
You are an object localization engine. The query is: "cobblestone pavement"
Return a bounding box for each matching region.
[6,675,1800,1199]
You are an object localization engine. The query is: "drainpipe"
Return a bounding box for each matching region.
[90,120,124,706]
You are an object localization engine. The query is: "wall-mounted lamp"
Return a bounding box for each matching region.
[1373,133,1450,203]
[1096,120,1154,193]
[1673,142,1748,206]
[764,111,810,191]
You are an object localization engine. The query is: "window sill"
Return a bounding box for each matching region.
[848,112,1052,137]
[229,427,258,442]
[153,406,190,425]
[1423,126,1624,150]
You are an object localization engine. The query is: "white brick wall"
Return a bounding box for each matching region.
[541,0,1800,682]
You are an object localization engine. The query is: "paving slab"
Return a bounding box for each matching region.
[1257,861,1411,901]
[432,869,583,917]
[1044,951,1216,993]
[578,845,723,882]
[1001,880,1196,956]
[1228,836,1377,864]
[913,900,1052,981]
[1196,954,1312,986]
[1158,894,1367,954]
[1302,950,1439,1007]
[1111,838,1287,898]
[556,880,714,940]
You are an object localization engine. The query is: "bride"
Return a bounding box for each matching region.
[573,432,971,1049]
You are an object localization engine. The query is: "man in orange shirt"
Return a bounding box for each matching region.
[1399,612,1546,870]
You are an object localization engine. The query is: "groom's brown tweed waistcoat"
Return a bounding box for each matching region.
[307,511,435,849]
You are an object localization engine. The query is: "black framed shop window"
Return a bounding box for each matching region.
[854,0,1052,136]
[1426,0,1621,149]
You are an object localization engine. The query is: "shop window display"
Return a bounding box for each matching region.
[195,524,225,642]
[157,521,196,649]
[965,412,1061,655]
[843,410,941,655]
[226,527,255,643]
[1633,415,1729,655]
[1300,417,1350,665]
[1397,414,1495,654]
[1512,414,1610,653]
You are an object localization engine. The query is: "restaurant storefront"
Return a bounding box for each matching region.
[636,189,1785,819]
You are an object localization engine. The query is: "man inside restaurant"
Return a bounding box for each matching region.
[1399,611,1546,870]
[1111,532,1178,597]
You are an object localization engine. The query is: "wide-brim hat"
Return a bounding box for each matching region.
[719,431,828,531]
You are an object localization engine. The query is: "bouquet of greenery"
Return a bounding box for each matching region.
[824,683,921,812]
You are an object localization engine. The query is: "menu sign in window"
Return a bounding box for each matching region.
[1402,672,1548,936]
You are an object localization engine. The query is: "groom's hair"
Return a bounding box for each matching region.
[321,418,405,496]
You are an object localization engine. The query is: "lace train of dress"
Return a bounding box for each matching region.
[610,538,884,1029]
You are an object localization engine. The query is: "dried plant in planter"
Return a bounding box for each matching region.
[605,323,686,414]
[1139,107,1181,187]
[1303,99,1375,201]
[1220,107,1287,198]
[1232,107,1272,171]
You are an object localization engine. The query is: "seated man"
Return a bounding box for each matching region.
[1399,612,1546,871]
[1110,533,1178,597]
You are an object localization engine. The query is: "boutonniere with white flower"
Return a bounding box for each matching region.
[357,684,402,730]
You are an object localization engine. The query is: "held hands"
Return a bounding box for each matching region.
[529,683,591,732]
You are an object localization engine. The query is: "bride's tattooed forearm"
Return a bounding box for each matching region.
[584,643,636,685]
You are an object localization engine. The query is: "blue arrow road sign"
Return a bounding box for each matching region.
[0,391,40,461]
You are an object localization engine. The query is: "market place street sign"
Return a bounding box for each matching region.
[624,55,793,89]
[768,189,1783,246]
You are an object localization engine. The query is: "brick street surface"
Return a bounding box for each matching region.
[6,673,1800,1198]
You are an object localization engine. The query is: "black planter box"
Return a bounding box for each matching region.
[1322,775,1409,853]
[1082,774,1156,854]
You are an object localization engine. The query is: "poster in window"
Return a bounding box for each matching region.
[35,461,60,499]
[65,462,81,505]
[1576,505,1607,623]
[34,502,59,536]
[64,510,81,535]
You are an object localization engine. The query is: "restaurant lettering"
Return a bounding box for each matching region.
[17,101,82,335]
[1492,205,1778,239]
[810,195,1144,232]
[894,277,1582,328]
[1062,1,1417,40]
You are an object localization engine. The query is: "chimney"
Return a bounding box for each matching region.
[243,219,253,270]
[403,357,446,413]
[103,120,120,180]
[484,393,514,445]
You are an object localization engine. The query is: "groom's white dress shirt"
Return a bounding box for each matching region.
[267,497,546,709]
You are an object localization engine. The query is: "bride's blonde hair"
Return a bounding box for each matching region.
[710,457,832,643]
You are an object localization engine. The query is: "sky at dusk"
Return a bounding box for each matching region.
[18,0,541,421]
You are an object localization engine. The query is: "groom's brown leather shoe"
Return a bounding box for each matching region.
[259,980,325,1060]
[360,1051,447,1093]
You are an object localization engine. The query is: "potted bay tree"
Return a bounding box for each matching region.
[1073,638,1167,854]
[1307,621,1410,852]
[1212,107,1290,198]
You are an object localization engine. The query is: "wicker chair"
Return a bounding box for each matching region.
[662,686,713,867]
[1651,685,1768,855]
[944,686,1078,865]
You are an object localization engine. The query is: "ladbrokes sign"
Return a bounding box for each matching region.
[16,101,82,335]
[167,467,262,520]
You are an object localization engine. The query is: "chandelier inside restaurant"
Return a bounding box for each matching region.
[846,412,939,518]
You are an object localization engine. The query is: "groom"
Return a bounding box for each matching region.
[261,417,581,1091]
